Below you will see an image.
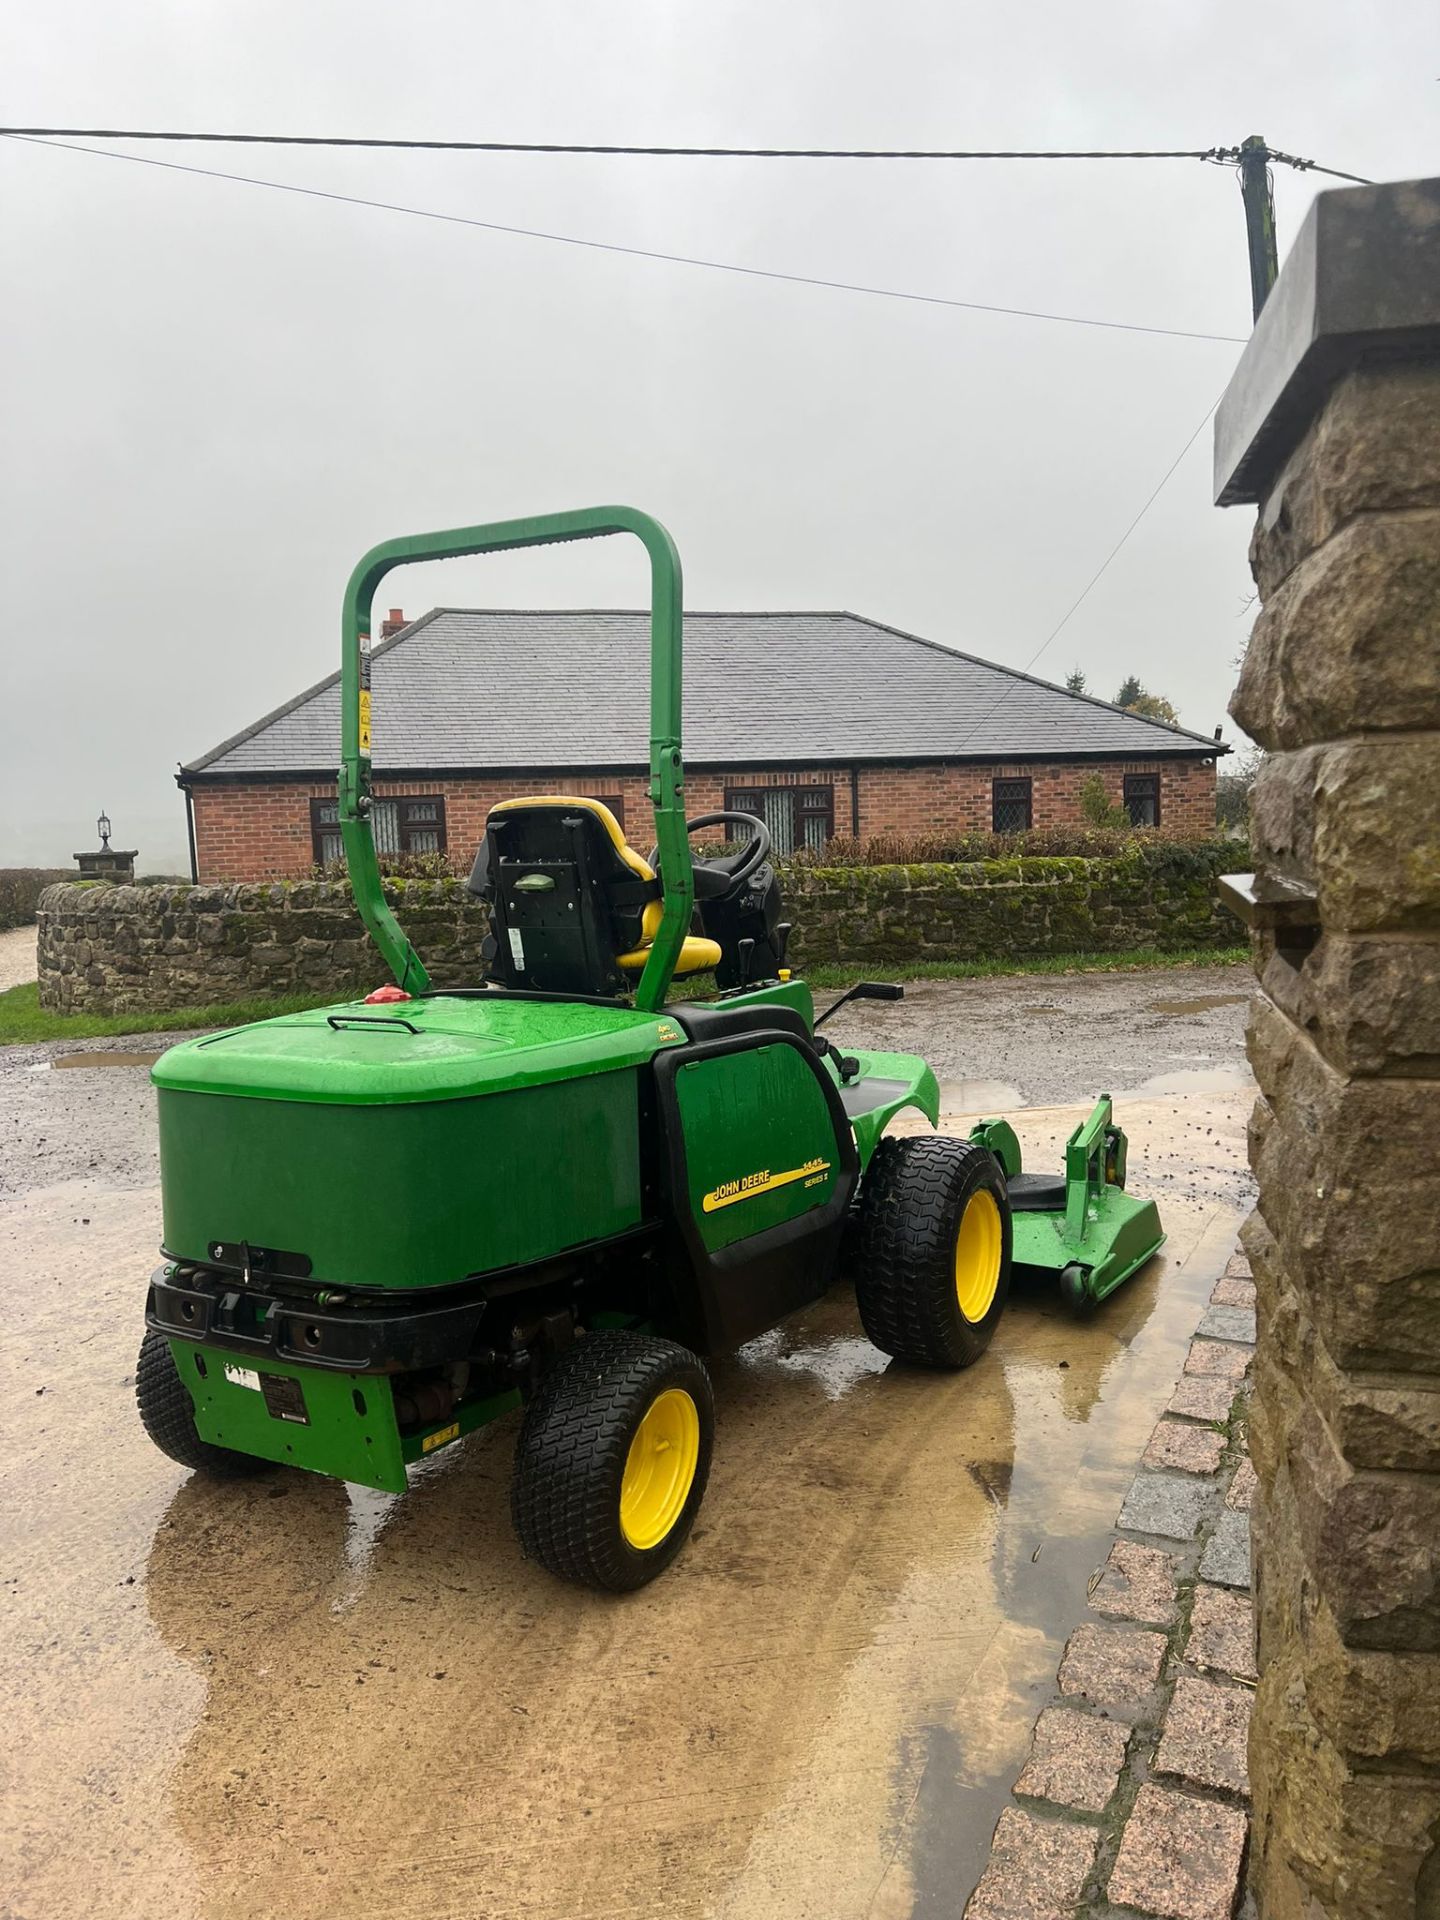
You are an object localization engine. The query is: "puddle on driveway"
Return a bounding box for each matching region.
[2,1099,1250,1920]
[1146,993,1248,1017]
[936,1078,1025,1113]
[53,1051,162,1070]
[1133,1063,1253,1096]
[741,1326,891,1400]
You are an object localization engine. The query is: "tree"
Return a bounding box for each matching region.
[1114,676,1181,726]
[1078,773,1130,830]
[1065,667,1087,694]
[1126,691,1182,726]
[1216,747,1263,836]
[1115,674,1145,709]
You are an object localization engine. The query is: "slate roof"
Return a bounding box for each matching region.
[183,610,1220,778]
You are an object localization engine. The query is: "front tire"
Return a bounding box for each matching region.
[853,1137,1012,1367]
[511,1330,714,1592]
[135,1330,274,1477]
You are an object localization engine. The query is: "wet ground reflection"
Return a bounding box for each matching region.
[3,1093,1251,1920]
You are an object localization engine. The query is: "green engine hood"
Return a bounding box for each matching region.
[151,994,686,1107]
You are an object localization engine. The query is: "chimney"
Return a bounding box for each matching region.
[380,608,406,639]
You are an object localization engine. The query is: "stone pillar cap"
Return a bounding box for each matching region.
[1214,175,1440,507]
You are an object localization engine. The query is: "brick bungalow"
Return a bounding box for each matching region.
[177,609,1224,881]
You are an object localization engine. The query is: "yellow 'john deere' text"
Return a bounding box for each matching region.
[702,1158,832,1213]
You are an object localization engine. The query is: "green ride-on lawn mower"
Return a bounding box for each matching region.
[137,507,1165,1591]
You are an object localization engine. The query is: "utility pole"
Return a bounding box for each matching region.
[1237,134,1279,321]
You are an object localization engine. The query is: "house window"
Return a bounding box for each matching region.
[991,777,1033,833]
[311,795,448,865]
[1124,774,1161,828]
[725,785,834,856]
[312,800,343,866]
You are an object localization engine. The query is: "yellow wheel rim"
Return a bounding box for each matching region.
[620,1388,701,1551]
[954,1189,1003,1324]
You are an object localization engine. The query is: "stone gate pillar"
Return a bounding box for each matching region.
[1214,176,1440,1919]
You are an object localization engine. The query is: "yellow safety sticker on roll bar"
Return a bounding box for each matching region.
[702,1158,831,1213]
[358,689,372,755]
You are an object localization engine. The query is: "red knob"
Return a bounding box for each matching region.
[363,984,412,1004]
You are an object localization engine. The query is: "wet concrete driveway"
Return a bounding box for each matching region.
[1,967,1254,1919]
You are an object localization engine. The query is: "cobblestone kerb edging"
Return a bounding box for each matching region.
[35,847,1241,1015]
[967,1248,1257,1920]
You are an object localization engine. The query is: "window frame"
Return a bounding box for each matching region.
[991,776,1033,833]
[310,793,448,865]
[587,794,626,832]
[723,783,835,856]
[1123,773,1161,829]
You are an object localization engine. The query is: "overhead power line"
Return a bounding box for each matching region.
[3,135,1247,344]
[951,392,1221,748]
[0,128,1226,159]
[0,126,1372,180]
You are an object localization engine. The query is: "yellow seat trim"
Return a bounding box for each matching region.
[617,935,722,976]
[616,898,721,977]
[489,795,654,881]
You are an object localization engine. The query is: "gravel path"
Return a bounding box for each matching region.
[0,964,1251,1202]
[0,925,38,992]
[825,963,1252,1107]
[1,961,1255,1920]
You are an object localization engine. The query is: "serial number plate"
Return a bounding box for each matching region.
[260,1372,309,1424]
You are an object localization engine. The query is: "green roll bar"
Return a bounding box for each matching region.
[338,505,693,1012]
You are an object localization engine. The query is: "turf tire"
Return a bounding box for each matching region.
[136,1329,274,1477]
[853,1136,1012,1367]
[511,1330,714,1592]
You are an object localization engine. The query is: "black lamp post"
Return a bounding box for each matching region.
[74,811,134,881]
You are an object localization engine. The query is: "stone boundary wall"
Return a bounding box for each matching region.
[36,844,1239,1015]
[782,844,1235,968]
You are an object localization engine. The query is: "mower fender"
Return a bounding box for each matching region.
[968,1118,1022,1179]
[838,1050,941,1170]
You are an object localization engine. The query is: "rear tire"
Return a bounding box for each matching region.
[136,1330,274,1477]
[853,1137,1012,1367]
[511,1330,714,1592]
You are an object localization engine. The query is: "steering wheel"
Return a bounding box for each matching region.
[649,810,772,901]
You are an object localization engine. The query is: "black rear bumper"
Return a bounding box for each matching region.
[146,1264,488,1374]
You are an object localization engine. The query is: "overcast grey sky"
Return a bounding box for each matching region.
[3,1,1432,870]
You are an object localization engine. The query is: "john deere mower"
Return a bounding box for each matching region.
[137,507,1164,1590]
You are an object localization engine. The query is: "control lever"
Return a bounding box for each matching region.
[736,937,755,987]
[814,980,904,1028]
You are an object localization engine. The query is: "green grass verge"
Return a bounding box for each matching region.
[0,945,1248,1045]
[800,944,1248,988]
[0,982,339,1046]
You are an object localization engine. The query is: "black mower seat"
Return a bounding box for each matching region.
[475,795,721,994]
[489,799,719,977]
[1005,1170,1069,1211]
